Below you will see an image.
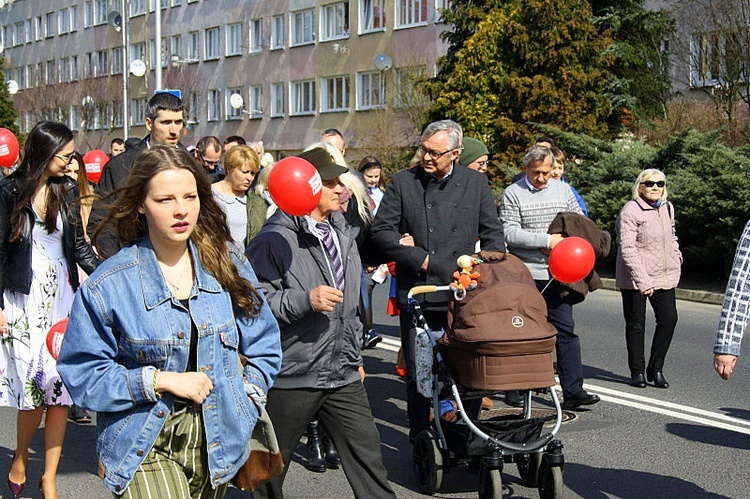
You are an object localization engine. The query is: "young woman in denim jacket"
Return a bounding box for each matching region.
[57,146,281,498]
[616,169,682,390]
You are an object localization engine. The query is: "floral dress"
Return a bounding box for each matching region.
[0,210,75,409]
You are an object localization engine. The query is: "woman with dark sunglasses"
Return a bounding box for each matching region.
[615,169,682,389]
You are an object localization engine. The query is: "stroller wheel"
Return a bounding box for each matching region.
[478,466,502,499]
[538,461,563,499]
[517,452,542,487]
[412,430,443,495]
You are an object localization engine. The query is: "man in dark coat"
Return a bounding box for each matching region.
[89,92,185,257]
[370,119,506,441]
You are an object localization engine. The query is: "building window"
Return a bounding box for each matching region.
[357,71,384,109]
[14,22,25,46]
[360,0,385,33]
[97,50,109,76]
[131,0,147,17]
[36,16,44,40]
[59,58,69,83]
[47,60,57,84]
[60,8,71,34]
[271,15,284,49]
[292,9,315,46]
[205,27,220,59]
[188,31,200,60]
[71,56,79,81]
[45,12,56,37]
[112,100,123,127]
[394,65,427,108]
[226,22,243,56]
[207,89,221,121]
[112,47,123,74]
[26,65,34,88]
[171,34,181,57]
[227,88,243,120]
[250,19,263,53]
[435,0,450,20]
[95,0,108,24]
[271,83,284,117]
[321,75,349,112]
[321,2,349,41]
[70,5,79,31]
[250,85,263,118]
[85,2,94,27]
[15,67,26,89]
[291,80,316,115]
[397,0,428,27]
[131,42,146,63]
[132,98,147,125]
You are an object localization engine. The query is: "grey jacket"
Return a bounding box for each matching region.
[245,210,363,390]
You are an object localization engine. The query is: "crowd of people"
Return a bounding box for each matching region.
[0,90,748,499]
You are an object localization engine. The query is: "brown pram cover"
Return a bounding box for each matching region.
[438,253,557,391]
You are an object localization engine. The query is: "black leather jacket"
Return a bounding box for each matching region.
[0,175,99,308]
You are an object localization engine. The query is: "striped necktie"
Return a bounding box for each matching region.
[316,222,345,291]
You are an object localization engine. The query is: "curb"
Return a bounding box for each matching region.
[599,278,724,305]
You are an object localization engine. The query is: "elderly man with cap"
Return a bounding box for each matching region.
[460,136,490,173]
[246,146,396,499]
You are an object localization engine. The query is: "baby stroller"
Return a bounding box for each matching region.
[408,253,565,499]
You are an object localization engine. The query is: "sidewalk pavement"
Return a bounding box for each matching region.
[599,278,724,305]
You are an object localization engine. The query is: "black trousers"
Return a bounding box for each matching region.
[621,288,678,374]
[254,381,395,499]
[399,308,448,442]
[536,281,584,398]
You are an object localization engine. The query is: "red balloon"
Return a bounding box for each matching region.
[0,128,20,168]
[548,236,596,284]
[83,150,109,184]
[46,318,69,361]
[267,157,322,216]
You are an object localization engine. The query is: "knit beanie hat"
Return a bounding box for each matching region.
[459,137,489,166]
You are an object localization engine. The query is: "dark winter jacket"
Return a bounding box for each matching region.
[245,210,363,390]
[0,175,99,308]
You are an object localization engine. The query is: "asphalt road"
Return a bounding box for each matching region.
[1,285,748,498]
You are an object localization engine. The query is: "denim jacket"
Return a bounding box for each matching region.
[57,238,281,494]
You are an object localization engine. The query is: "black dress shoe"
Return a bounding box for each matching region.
[305,421,327,473]
[324,436,341,467]
[561,390,601,410]
[630,373,647,388]
[504,390,525,408]
[647,370,669,389]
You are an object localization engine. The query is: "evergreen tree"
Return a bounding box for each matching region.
[590,0,675,125]
[0,59,20,135]
[426,0,614,179]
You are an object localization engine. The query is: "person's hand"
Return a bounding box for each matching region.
[310,286,344,312]
[641,288,654,296]
[420,256,429,272]
[714,353,738,380]
[399,233,415,247]
[358,366,366,382]
[156,371,213,404]
[548,234,565,249]
[0,308,7,336]
[365,266,378,273]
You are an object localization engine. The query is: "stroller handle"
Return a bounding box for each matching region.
[408,285,452,300]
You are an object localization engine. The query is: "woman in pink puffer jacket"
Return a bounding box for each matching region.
[616,169,682,390]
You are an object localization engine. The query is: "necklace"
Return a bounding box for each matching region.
[158,251,193,295]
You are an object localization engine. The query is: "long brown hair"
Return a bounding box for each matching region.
[92,146,262,317]
[8,121,73,242]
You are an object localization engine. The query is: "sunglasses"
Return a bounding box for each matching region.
[641,180,665,188]
[55,152,77,165]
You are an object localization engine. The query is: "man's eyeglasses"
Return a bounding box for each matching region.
[476,160,489,169]
[640,180,665,188]
[198,151,221,167]
[55,152,77,165]
[417,145,461,161]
